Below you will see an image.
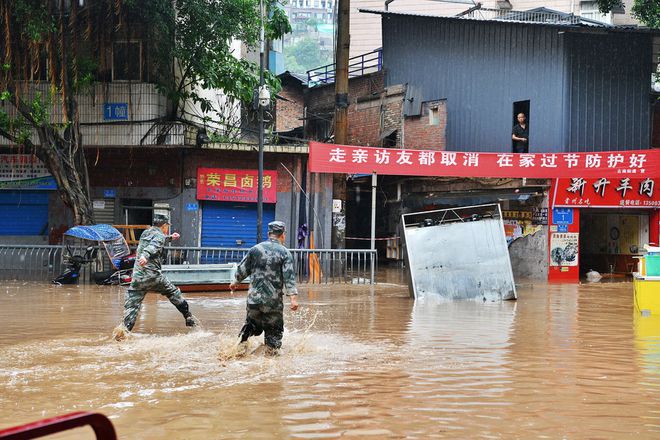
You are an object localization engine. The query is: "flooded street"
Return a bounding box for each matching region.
[1,280,659,439]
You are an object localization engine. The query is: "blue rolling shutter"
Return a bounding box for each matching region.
[0,191,49,235]
[201,202,275,248]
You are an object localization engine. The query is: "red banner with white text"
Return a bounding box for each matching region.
[552,177,659,208]
[308,142,660,179]
[197,168,277,203]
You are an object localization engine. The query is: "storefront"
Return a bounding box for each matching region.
[308,141,660,283]
[549,177,660,282]
[197,167,278,248]
[0,154,57,243]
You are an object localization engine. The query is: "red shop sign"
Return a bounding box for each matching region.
[552,177,659,209]
[308,141,660,179]
[197,168,277,203]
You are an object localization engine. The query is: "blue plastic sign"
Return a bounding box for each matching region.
[103,189,117,198]
[103,103,129,120]
[552,208,574,225]
[557,224,569,233]
[185,203,199,211]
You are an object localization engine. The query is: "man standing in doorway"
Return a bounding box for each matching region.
[512,112,529,153]
[230,221,299,355]
[113,213,198,341]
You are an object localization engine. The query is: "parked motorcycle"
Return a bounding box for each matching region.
[52,245,97,285]
[52,224,135,286]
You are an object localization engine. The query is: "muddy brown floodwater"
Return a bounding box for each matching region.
[1,279,659,439]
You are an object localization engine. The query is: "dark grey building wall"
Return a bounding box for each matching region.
[381,14,653,153]
[383,15,567,153]
[565,32,652,151]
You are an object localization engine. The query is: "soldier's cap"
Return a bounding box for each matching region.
[153,213,171,226]
[268,221,286,235]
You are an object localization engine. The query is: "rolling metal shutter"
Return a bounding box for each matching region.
[201,201,275,248]
[93,199,115,224]
[0,191,49,235]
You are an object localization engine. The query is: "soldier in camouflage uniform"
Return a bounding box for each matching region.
[230,221,299,354]
[114,214,198,340]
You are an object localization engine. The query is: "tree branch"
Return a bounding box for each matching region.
[5,82,38,126]
[0,126,18,143]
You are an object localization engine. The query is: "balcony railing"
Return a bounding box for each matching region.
[307,49,382,86]
[458,7,598,26]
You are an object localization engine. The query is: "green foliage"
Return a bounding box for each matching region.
[28,92,52,125]
[147,0,290,114]
[0,96,32,146]
[74,58,98,93]
[268,7,293,41]
[284,37,332,74]
[13,0,56,42]
[2,0,292,139]
[631,0,660,28]
[595,0,660,28]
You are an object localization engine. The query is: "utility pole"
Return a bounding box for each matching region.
[257,0,266,243]
[332,0,349,249]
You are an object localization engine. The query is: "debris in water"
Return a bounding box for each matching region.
[586,270,602,282]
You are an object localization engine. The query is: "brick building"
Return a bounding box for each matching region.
[304,70,447,150]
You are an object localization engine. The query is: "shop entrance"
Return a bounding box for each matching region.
[579,210,649,276]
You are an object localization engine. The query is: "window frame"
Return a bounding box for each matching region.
[111,40,143,82]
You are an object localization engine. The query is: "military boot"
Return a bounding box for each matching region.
[185,313,199,327]
[174,300,199,327]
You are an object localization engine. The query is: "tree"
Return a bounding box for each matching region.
[596,0,659,28]
[0,0,290,225]
[284,37,332,74]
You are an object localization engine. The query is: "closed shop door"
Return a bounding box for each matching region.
[93,199,115,224]
[201,202,275,248]
[0,191,49,235]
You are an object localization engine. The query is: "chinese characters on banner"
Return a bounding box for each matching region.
[197,168,277,203]
[553,177,659,208]
[308,142,660,179]
[0,154,57,190]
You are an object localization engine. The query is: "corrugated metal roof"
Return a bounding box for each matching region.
[359,8,660,34]
[278,71,309,85]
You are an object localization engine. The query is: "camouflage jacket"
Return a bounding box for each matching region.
[132,226,171,281]
[235,238,298,306]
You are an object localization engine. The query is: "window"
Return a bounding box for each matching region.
[112,41,142,81]
[428,107,440,126]
[579,1,612,24]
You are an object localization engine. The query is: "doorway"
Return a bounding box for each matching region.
[121,198,153,227]
[512,100,530,152]
[579,210,649,276]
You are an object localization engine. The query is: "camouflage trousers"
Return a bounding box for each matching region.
[239,302,284,349]
[123,275,190,331]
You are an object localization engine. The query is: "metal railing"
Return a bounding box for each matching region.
[0,411,117,440]
[164,246,377,284]
[0,245,66,282]
[0,245,377,285]
[307,49,382,85]
[459,7,585,25]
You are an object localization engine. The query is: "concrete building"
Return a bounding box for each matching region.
[0,15,325,251]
